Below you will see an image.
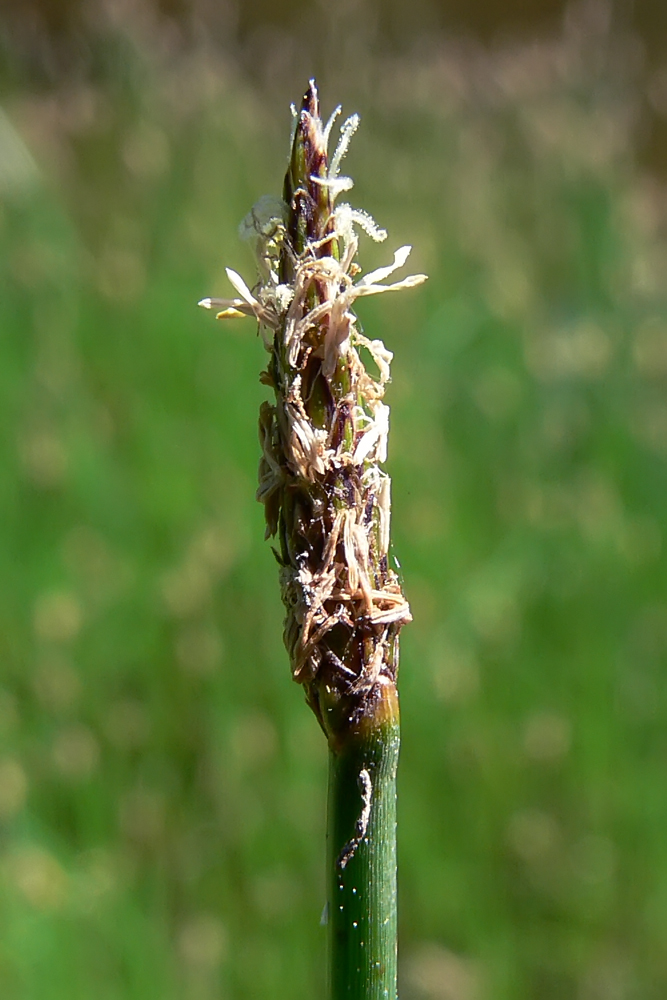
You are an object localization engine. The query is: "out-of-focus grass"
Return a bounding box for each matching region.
[1,7,667,999]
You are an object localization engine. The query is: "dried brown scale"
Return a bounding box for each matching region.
[199,80,426,746]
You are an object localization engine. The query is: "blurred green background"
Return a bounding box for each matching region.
[1,1,667,997]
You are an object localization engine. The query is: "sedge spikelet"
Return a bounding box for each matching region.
[200,80,426,747]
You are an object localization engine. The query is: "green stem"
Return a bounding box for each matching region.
[327,709,400,1000]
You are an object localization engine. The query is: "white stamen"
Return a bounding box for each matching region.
[353,334,393,383]
[198,296,255,318]
[358,245,412,287]
[353,403,389,465]
[353,273,428,298]
[377,474,391,556]
[225,267,259,307]
[370,602,412,625]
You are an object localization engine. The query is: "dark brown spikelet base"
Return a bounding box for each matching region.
[258,81,411,749]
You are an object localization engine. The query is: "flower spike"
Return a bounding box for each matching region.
[199,79,427,1000]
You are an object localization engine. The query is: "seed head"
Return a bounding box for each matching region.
[200,81,427,743]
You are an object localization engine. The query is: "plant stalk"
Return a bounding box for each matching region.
[327,690,400,1000]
